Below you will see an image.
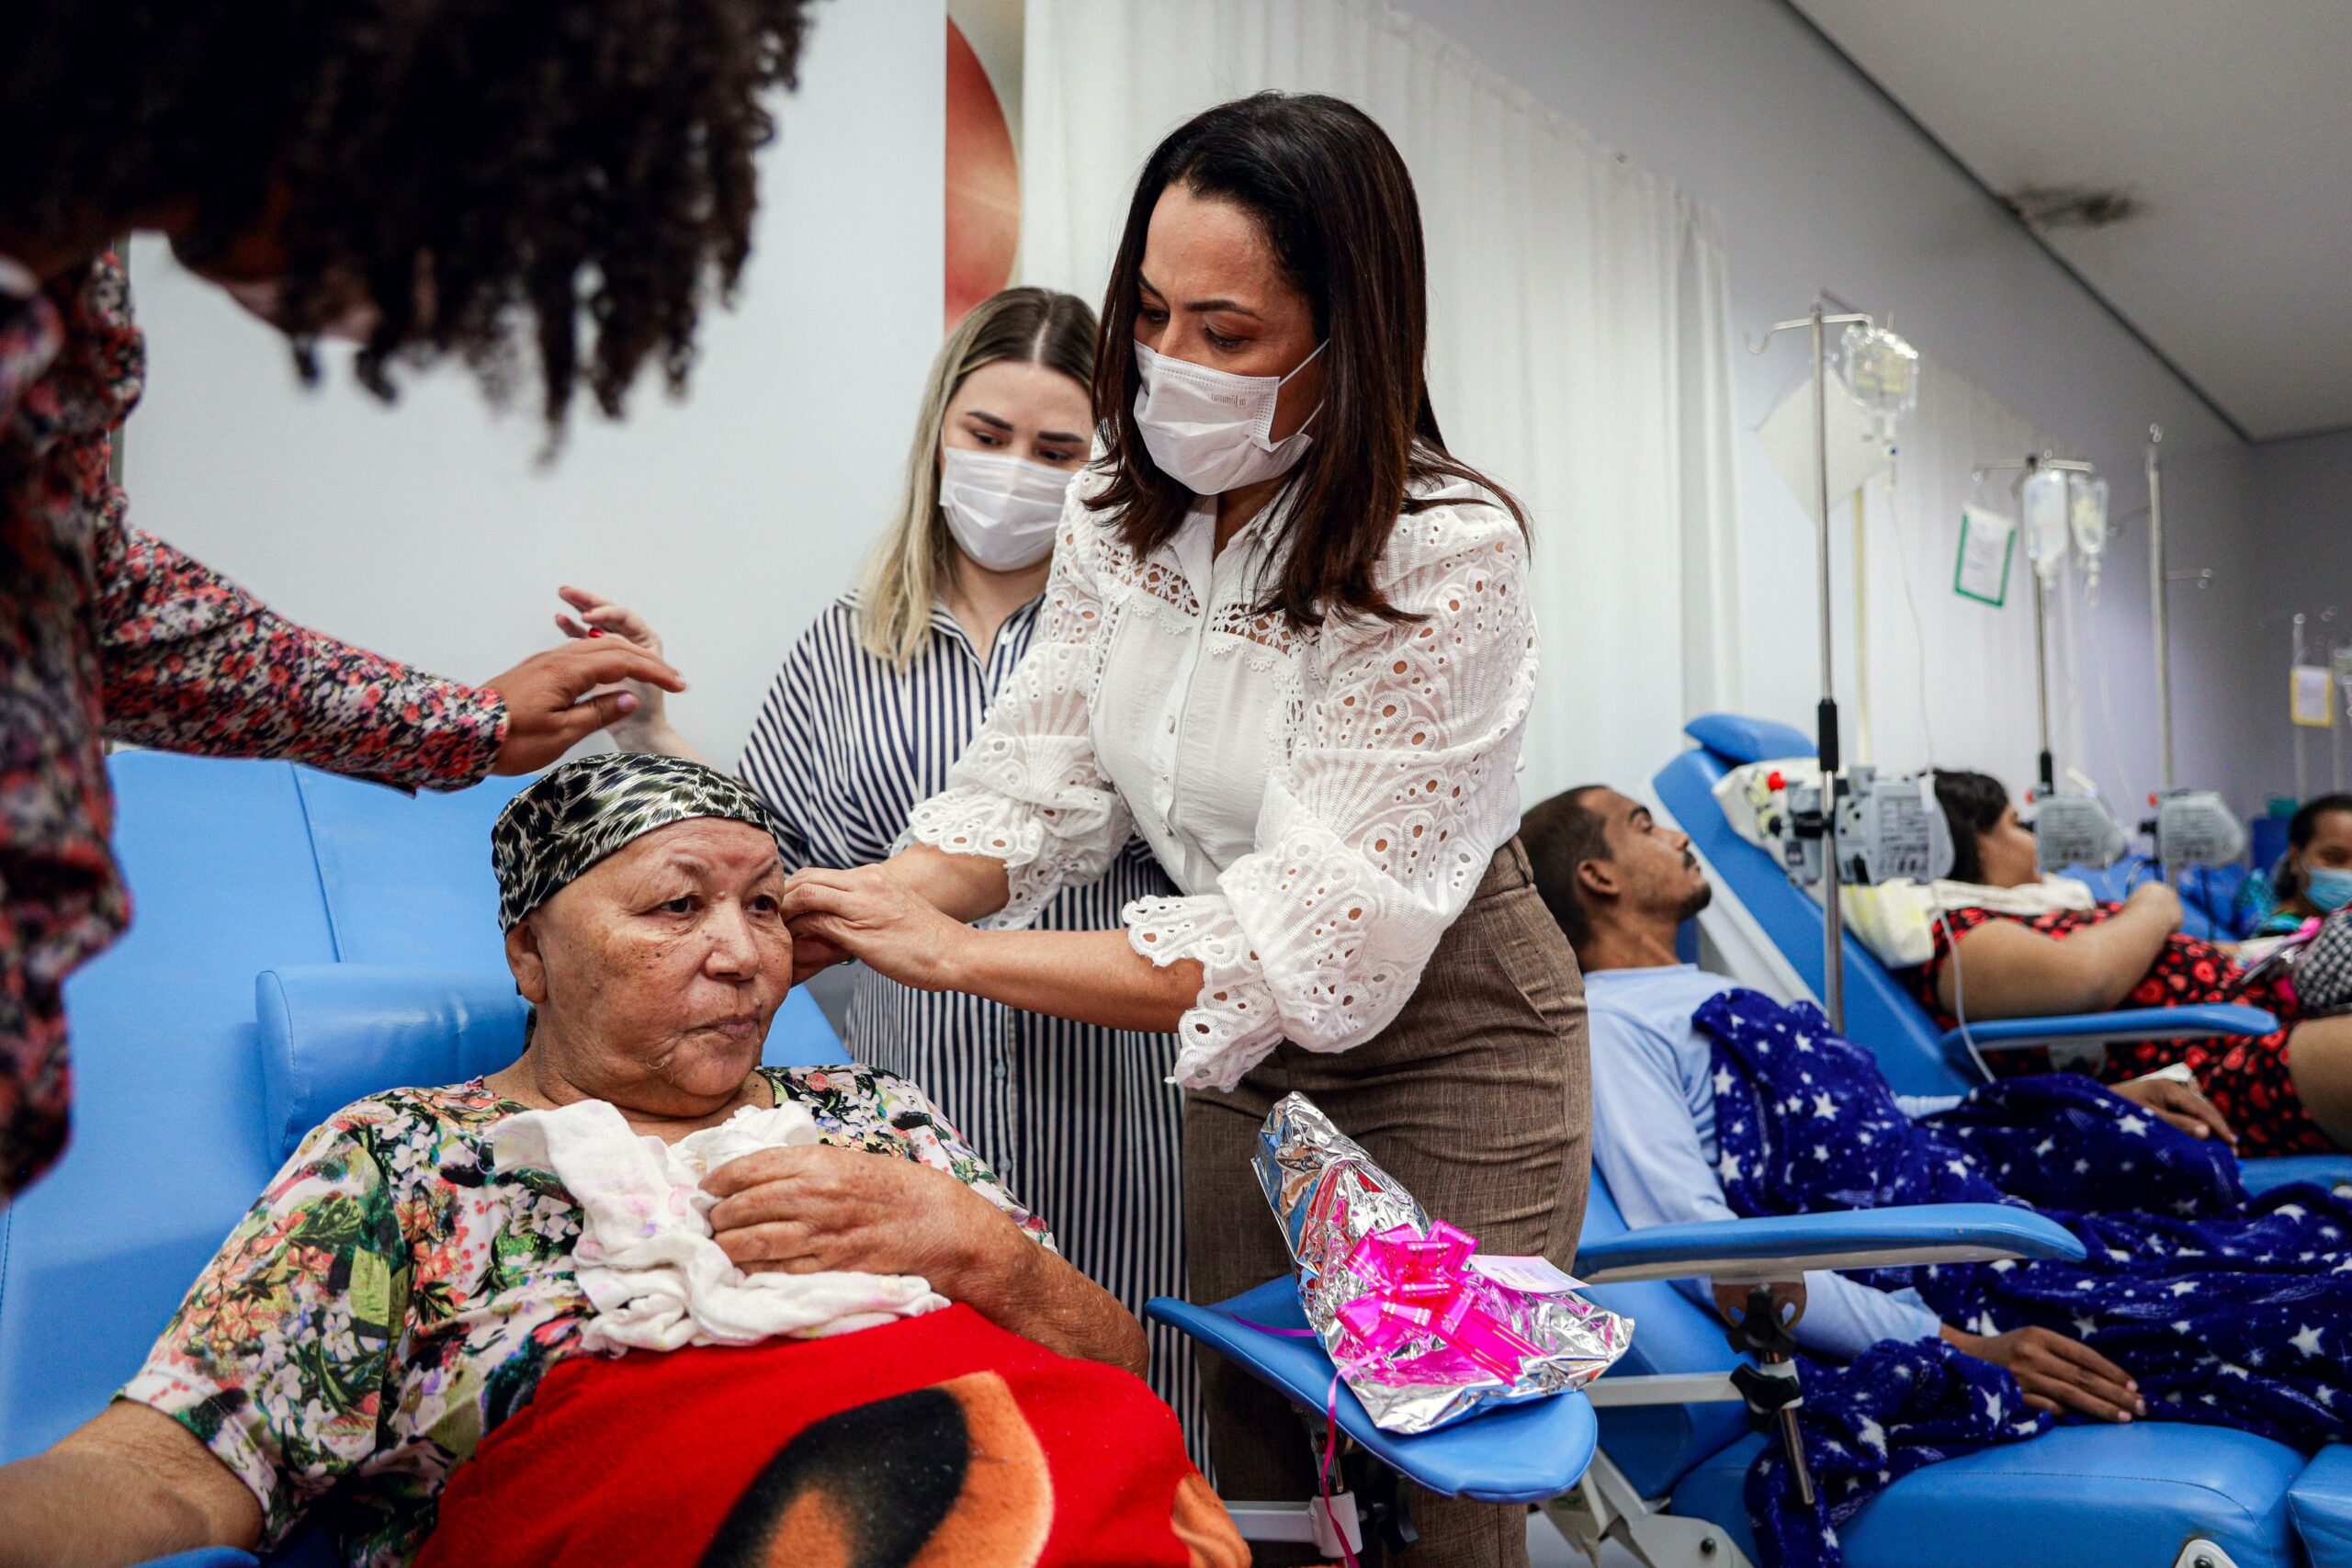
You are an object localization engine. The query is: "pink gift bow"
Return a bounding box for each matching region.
[1331,1220,1546,1382]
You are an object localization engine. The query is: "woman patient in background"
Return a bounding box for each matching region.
[1911,770,2352,1156]
[2255,793,2352,934]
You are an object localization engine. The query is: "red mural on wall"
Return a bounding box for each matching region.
[944,17,1019,330]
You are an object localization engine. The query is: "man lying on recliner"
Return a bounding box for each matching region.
[1521,784,2352,1436]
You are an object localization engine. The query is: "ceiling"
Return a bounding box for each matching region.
[1792,0,2352,443]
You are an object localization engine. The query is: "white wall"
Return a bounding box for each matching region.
[118,0,2289,815]
[1400,0,2264,813]
[2246,427,2352,801]
[123,0,945,768]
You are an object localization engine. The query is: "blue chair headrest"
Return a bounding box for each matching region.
[255,966,529,1159]
[1683,713,1815,767]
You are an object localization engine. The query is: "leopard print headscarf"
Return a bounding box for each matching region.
[492,752,786,930]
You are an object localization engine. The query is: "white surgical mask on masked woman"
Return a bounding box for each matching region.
[1132,339,1326,495]
[938,446,1073,571]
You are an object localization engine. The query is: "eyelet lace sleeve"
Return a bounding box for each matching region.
[1126,503,1540,1091]
[902,485,1136,929]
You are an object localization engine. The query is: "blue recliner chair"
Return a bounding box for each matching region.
[1654,714,2352,1198]
[0,754,843,1568]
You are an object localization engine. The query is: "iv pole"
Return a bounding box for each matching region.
[1747,301,1877,1033]
[2148,426,2174,794]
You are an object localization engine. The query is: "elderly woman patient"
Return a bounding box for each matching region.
[0,754,1243,1568]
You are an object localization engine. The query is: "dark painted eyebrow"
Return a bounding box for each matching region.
[1631,807,1655,828]
[1137,273,1261,319]
[968,409,1083,446]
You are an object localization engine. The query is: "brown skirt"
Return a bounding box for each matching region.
[1182,836,1590,1568]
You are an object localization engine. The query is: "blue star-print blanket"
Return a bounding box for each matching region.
[1696,988,2352,1568]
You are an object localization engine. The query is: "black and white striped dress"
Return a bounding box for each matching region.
[738,593,1200,1449]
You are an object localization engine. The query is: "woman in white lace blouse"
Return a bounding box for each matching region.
[781,92,1589,1568]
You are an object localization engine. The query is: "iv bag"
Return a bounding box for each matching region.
[2021,468,2071,582]
[1835,323,1919,443]
[2068,473,2110,592]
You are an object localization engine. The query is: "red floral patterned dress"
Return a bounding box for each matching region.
[1911,903,2327,1154]
[0,254,507,1199]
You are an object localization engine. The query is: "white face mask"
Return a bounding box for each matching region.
[1132,339,1326,495]
[938,446,1073,571]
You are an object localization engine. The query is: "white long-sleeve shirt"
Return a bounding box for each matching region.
[907,460,1538,1092]
[1587,964,1954,1359]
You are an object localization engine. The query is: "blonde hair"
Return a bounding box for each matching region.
[855,287,1099,666]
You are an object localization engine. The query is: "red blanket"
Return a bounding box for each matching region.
[416,1304,1245,1568]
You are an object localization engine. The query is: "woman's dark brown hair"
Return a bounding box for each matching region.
[1087,91,1522,628]
[1,0,815,430]
[1932,770,2013,886]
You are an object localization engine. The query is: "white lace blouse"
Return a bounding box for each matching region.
[905,462,1540,1092]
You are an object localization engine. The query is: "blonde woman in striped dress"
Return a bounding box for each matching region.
[557,287,1198,1447]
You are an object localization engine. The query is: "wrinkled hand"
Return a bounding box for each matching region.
[554,584,672,745]
[703,1144,991,1290]
[481,639,687,775]
[782,865,971,992]
[2125,879,2185,932]
[2112,1074,2236,1146]
[1945,1323,2143,1422]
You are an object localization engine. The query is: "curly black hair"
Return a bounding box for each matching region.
[0,0,817,430]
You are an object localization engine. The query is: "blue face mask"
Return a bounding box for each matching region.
[2306,865,2352,915]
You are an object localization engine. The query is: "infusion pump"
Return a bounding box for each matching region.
[1781,767,1955,889]
[2029,786,2245,874]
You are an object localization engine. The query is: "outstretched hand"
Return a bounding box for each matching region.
[481,638,686,774]
[551,583,679,748]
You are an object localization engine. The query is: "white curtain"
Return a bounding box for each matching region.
[1019,0,1741,797]
[1831,356,2085,798]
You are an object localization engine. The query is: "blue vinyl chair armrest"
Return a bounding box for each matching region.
[1145,1280,1597,1504]
[1576,1203,2085,1285]
[1939,1002,2278,1064]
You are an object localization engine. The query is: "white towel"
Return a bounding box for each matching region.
[492,1097,947,1354]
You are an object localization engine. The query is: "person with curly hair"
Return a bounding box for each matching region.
[0,0,817,1202]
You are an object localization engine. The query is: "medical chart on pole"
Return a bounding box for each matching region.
[1954,506,2016,607]
[2292,664,2335,728]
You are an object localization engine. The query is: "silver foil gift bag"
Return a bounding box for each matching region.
[1254,1091,1633,1435]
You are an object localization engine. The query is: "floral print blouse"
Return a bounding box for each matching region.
[0,254,507,1199]
[120,1064,1055,1568]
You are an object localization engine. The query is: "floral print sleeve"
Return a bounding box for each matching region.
[120,1116,411,1550]
[0,252,509,1200]
[768,1064,1059,1253]
[96,521,508,790]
